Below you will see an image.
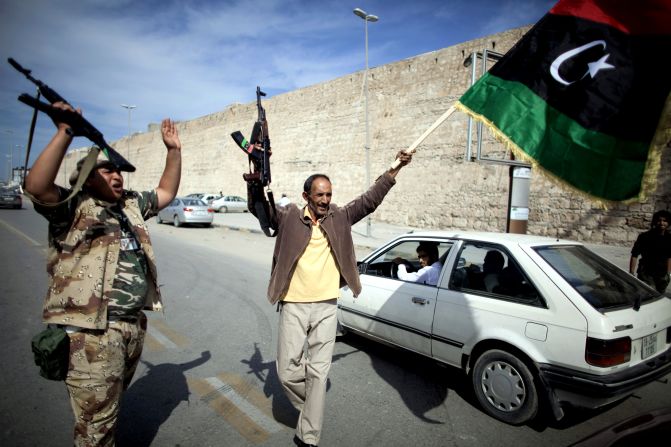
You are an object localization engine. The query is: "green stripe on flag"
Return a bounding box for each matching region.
[459,73,649,202]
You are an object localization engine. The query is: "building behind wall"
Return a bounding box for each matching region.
[59,25,671,246]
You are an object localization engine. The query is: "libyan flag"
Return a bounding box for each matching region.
[456,0,671,202]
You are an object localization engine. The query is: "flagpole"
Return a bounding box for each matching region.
[389,104,456,169]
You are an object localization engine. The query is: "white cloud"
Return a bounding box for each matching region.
[0,0,550,176]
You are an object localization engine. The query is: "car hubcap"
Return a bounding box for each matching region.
[480,361,525,412]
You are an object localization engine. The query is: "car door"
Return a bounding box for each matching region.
[340,238,451,356]
[432,240,548,367]
[232,196,246,211]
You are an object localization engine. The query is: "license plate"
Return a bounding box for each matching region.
[192,210,205,215]
[641,333,657,359]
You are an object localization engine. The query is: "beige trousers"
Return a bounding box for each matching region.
[65,314,146,447]
[277,299,338,445]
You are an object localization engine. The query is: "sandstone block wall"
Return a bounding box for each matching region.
[59,26,670,247]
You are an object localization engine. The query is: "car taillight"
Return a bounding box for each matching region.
[585,337,631,367]
[207,208,214,213]
[183,207,193,212]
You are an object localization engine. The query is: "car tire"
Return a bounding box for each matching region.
[471,349,539,425]
[221,206,228,213]
[173,215,181,227]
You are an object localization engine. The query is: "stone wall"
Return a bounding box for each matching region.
[59,26,670,247]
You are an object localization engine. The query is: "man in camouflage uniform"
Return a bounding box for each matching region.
[24,101,182,446]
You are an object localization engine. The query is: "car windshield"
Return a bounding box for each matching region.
[183,199,205,206]
[534,245,659,311]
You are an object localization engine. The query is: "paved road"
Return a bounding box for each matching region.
[1,204,669,447]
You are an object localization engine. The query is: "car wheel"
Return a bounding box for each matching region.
[173,215,181,227]
[221,206,228,213]
[471,349,539,425]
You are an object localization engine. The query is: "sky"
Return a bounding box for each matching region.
[0,0,555,181]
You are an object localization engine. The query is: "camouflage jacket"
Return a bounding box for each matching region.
[34,188,162,329]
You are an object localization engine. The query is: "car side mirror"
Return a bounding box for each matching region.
[357,261,368,274]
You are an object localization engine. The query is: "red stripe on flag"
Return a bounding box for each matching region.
[550,0,671,35]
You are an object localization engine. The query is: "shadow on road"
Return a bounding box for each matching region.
[116,350,211,447]
[337,334,462,424]
[336,333,634,431]
[241,342,360,428]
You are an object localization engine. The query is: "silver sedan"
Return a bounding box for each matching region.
[157,197,214,227]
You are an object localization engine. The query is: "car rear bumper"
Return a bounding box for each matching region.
[538,346,671,409]
[183,216,213,224]
[0,198,22,208]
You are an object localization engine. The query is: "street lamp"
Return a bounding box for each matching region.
[3,130,13,184]
[353,7,378,237]
[13,144,23,184]
[121,104,136,188]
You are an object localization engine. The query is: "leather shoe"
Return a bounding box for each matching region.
[293,434,317,447]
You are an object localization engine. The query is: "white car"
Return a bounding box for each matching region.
[338,231,671,425]
[211,195,247,213]
[200,193,221,205]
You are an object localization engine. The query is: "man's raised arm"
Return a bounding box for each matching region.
[155,119,182,210]
[24,102,79,203]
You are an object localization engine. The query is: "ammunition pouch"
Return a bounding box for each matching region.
[31,326,69,381]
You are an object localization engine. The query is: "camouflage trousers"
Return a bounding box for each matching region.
[65,313,147,447]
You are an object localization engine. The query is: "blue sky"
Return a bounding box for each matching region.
[0,0,554,180]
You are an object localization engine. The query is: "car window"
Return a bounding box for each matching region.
[362,240,452,287]
[183,199,204,206]
[535,245,658,311]
[170,199,180,206]
[450,241,543,306]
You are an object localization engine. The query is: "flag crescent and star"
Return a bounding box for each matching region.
[550,40,614,86]
[455,0,671,203]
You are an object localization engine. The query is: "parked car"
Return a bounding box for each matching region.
[156,197,213,227]
[0,186,22,209]
[211,195,247,213]
[338,231,671,425]
[199,193,221,205]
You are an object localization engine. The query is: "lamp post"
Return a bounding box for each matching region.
[121,104,136,188]
[13,144,22,184]
[3,130,13,184]
[353,7,378,237]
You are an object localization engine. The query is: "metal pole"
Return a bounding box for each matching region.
[354,7,378,237]
[364,17,372,237]
[120,104,136,189]
[3,130,12,183]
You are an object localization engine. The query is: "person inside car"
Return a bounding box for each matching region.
[393,241,443,286]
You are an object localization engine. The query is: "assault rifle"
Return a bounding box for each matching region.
[230,86,277,236]
[231,86,271,186]
[8,58,135,172]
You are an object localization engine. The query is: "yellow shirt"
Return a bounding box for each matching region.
[283,208,341,302]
